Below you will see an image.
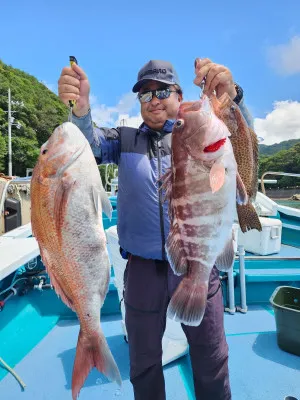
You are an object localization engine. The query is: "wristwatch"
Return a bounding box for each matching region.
[233,83,243,105]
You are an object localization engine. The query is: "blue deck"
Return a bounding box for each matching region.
[1,195,300,399]
[0,303,300,399]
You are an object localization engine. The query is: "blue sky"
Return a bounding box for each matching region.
[1,0,300,144]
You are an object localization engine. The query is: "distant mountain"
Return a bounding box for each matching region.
[259,139,300,156]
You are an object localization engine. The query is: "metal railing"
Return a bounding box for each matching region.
[104,163,118,192]
[260,171,300,195]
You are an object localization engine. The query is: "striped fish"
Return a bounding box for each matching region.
[162,95,247,326]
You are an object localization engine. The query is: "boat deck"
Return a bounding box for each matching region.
[1,304,299,400]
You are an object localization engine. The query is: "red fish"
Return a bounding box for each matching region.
[31,122,121,399]
[162,95,247,326]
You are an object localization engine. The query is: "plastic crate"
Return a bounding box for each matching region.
[270,286,300,356]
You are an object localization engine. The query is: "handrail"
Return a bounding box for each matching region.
[104,163,117,191]
[0,180,11,214]
[260,171,300,195]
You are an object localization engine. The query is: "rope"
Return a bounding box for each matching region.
[0,357,26,390]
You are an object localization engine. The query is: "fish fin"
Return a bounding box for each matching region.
[92,186,100,214]
[72,329,121,400]
[100,185,113,220]
[48,269,75,311]
[159,168,173,202]
[39,248,75,311]
[165,226,188,275]
[215,232,236,272]
[209,162,225,193]
[54,175,76,238]
[92,186,112,220]
[167,276,208,326]
[236,172,248,205]
[237,203,262,233]
[159,167,172,186]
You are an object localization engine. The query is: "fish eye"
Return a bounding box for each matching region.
[42,149,48,155]
[230,105,236,112]
[175,119,184,128]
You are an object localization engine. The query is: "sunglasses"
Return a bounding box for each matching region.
[137,87,179,103]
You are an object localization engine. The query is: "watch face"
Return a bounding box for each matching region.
[234,84,243,104]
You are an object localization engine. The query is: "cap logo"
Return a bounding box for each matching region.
[139,68,167,79]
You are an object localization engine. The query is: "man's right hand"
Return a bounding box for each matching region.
[58,63,90,117]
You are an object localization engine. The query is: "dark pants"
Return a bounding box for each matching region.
[123,255,231,400]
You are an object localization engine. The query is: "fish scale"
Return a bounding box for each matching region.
[211,93,262,233]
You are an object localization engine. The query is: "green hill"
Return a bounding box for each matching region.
[259,142,300,188]
[259,139,300,156]
[0,59,68,175]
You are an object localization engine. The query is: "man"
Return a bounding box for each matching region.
[58,58,253,400]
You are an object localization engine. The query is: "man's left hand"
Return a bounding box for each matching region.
[193,58,237,100]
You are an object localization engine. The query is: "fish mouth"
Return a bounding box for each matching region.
[203,138,226,153]
[55,142,87,177]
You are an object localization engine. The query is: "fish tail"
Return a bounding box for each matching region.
[167,276,208,326]
[72,329,121,400]
[237,202,262,233]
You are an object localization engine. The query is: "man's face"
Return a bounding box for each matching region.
[139,81,182,131]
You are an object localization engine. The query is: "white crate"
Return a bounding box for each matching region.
[237,217,282,256]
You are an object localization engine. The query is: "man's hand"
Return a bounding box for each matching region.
[194,58,237,100]
[58,63,90,117]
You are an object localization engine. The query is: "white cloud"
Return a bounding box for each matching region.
[116,92,138,114]
[267,35,300,75]
[254,100,300,145]
[90,92,141,128]
[89,93,98,106]
[115,113,143,128]
[91,104,117,127]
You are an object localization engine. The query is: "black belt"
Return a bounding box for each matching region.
[207,282,221,300]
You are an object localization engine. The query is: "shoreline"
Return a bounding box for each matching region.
[264,188,300,200]
[272,198,300,201]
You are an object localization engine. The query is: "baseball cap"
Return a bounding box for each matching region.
[132,60,180,93]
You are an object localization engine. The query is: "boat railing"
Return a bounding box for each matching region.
[104,164,118,195]
[260,171,300,195]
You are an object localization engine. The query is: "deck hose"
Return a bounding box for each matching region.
[0,357,26,390]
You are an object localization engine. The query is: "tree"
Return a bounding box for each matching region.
[0,59,68,176]
[258,143,300,188]
[99,164,118,191]
[0,133,6,172]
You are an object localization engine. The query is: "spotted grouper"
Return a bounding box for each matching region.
[162,95,248,326]
[211,93,262,233]
[30,122,121,399]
